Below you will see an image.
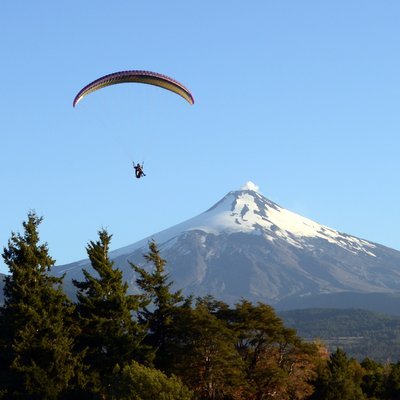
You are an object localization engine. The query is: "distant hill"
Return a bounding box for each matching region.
[276,291,400,315]
[279,308,400,362]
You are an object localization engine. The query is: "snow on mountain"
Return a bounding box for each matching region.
[53,185,400,310]
[110,185,376,259]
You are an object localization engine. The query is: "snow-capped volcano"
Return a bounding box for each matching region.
[54,186,400,310]
[110,185,377,259]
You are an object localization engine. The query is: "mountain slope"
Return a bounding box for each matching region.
[53,187,400,309]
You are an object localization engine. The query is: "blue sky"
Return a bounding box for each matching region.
[1,1,400,274]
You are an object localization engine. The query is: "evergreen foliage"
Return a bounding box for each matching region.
[131,240,184,370]
[0,212,78,399]
[385,361,400,399]
[360,357,388,400]
[280,308,400,362]
[4,217,400,399]
[310,348,366,400]
[228,300,319,400]
[168,299,245,399]
[72,229,149,398]
[111,361,193,400]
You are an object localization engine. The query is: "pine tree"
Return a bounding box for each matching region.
[310,348,366,400]
[131,240,184,371]
[0,212,78,399]
[73,229,148,398]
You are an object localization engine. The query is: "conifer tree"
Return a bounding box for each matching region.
[310,348,365,400]
[73,229,148,398]
[385,361,400,400]
[131,240,184,370]
[0,212,78,399]
[360,357,387,399]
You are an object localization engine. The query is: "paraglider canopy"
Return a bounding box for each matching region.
[73,70,194,107]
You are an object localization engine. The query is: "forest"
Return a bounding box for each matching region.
[1,212,400,400]
[280,308,400,362]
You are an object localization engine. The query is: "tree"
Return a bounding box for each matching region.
[0,212,78,399]
[386,361,400,400]
[131,240,184,370]
[310,348,366,400]
[111,361,193,400]
[168,299,245,400]
[229,300,319,400]
[73,229,148,398]
[360,357,387,400]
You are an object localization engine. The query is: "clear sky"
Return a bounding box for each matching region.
[1,1,400,274]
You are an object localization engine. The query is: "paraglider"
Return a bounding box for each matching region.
[133,162,146,179]
[73,70,195,107]
[73,70,194,181]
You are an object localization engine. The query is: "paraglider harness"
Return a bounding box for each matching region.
[133,162,146,179]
